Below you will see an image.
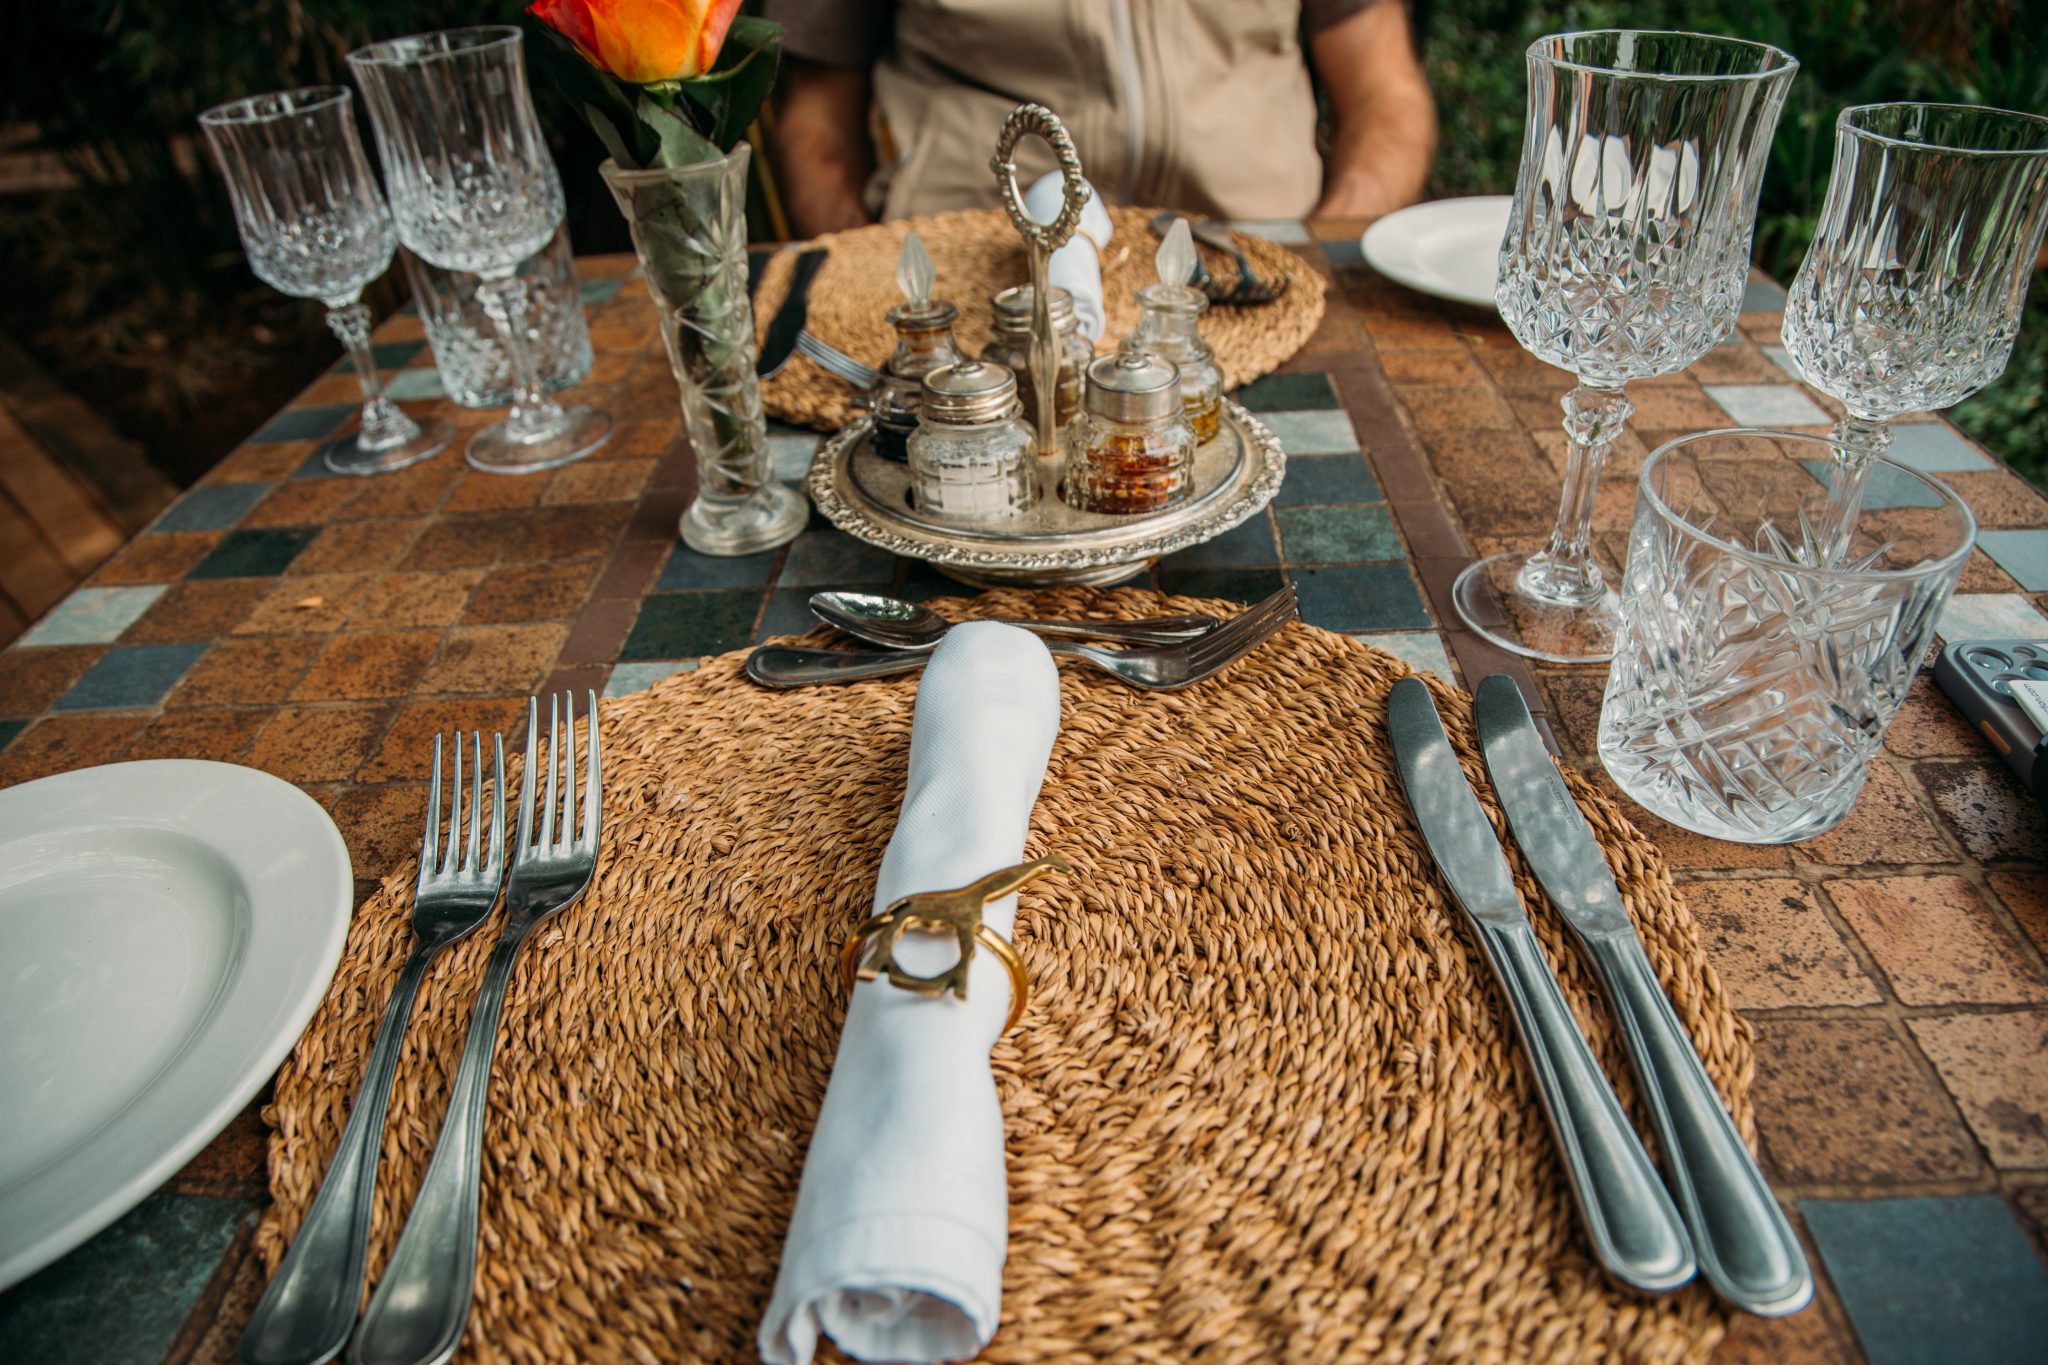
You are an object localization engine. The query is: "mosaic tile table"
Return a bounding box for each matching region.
[2,228,2046,1364]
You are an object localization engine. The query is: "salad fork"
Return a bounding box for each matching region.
[240,733,505,1365]
[352,692,602,1365]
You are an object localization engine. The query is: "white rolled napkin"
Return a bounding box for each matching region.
[1024,171,1114,341]
[760,622,1062,1365]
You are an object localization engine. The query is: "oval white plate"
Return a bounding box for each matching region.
[1360,196,1514,310]
[0,760,350,1288]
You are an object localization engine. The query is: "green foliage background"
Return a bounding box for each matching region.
[1,1,2043,486]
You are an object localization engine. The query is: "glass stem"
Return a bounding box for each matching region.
[1524,382,1633,606]
[476,276,565,443]
[326,303,420,452]
[1818,413,1891,565]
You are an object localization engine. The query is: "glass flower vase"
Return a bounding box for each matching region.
[603,149,806,555]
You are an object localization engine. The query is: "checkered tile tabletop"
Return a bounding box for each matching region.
[2,229,2045,1364]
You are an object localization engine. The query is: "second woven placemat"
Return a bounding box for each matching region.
[259,591,1747,1362]
[754,208,1328,432]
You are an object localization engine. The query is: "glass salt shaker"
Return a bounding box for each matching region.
[981,285,1093,431]
[1065,348,1198,515]
[907,360,1038,522]
[1127,282,1224,444]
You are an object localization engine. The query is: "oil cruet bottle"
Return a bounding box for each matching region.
[907,359,1038,522]
[981,285,1093,431]
[872,230,966,462]
[1126,218,1224,443]
[1065,346,1198,515]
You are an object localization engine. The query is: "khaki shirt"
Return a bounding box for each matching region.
[764,0,1378,220]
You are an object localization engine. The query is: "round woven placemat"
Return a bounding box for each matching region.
[755,209,1328,432]
[259,591,1749,1363]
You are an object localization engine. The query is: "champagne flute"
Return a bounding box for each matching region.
[349,27,612,474]
[1459,31,1798,663]
[199,87,453,477]
[1784,103,2048,558]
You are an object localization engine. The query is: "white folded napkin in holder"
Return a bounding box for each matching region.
[1024,171,1114,342]
[760,622,1062,1365]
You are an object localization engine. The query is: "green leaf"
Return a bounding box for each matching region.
[638,92,722,169]
[583,102,639,171]
[676,22,781,151]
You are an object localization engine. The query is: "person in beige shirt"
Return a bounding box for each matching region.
[763,0,1437,238]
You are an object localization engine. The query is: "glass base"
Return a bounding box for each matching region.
[466,405,613,475]
[1452,551,1623,665]
[681,480,808,556]
[321,417,453,477]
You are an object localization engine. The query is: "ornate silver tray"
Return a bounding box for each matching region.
[806,399,1286,586]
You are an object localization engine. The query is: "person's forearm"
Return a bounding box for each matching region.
[774,64,877,238]
[1315,87,1436,219]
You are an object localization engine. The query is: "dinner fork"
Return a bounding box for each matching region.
[239,733,505,1365]
[351,693,602,1365]
[745,584,1298,690]
[796,329,881,390]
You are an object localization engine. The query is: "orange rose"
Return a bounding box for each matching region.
[529,0,742,84]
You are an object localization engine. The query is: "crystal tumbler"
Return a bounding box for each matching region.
[1599,430,1974,843]
[401,225,592,409]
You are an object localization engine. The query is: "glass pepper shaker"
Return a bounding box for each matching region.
[872,230,965,462]
[1065,348,1198,515]
[907,359,1038,522]
[1125,217,1225,443]
[982,285,1092,431]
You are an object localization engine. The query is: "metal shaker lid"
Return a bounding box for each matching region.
[920,359,1020,424]
[991,285,1078,334]
[1085,348,1181,422]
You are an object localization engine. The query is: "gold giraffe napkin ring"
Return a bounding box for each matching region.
[839,855,1071,1036]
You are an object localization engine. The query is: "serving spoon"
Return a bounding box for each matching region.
[811,591,1219,652]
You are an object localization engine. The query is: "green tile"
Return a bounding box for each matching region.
[1276,505,1403,564]
[0,719,24,749]
[656,545,782,592]
[52,644,208,711]
[153,484,272,533]
[1156,566,1289,603]
[1273,454,1380,507]
[0,1193,249,1365]
[1158,515,1277,569]
[187,528,316,580]
[1233,372,1341,412]
[1294,564,1431,631]
[621,591,762,659]
[1977,531,2048,592]
[248,404,351,444]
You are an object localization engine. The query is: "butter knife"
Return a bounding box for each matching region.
[1473,675,1813,1316]
[1386,677,1695,1294]
[756,248,827,379]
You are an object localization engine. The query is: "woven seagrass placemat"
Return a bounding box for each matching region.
[754,208,1328,432]
[259,590,1749,1363]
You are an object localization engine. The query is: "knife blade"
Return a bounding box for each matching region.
[1386,677,1695,1294]
[756,248,828,379]
[1473,675,1814,1316]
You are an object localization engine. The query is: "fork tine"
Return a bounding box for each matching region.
[558,692,579,851]
[515,697,539,866]
[540,693,561,852]
[465,732,484,873]
[444,728,463,877]
[1186,600,1294,681]
[1187,588,1297,668]
[422,732,443,879]
[488,732,506,874]
[582,691,601,848]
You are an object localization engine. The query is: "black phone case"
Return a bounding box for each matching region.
[1932,639,2048,807]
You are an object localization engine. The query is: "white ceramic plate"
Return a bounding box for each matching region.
[0,760,350,1288]
[1360,196,1514,310]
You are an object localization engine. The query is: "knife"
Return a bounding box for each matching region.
[1386,677,1695,1295]
[1473,675,1814,1316]
[756,248,828,379]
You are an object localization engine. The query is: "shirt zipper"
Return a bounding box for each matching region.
[1108,0,1146,199]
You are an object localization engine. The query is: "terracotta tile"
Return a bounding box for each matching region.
[1375,349,1486,385]
[0,714,146,786]
[0,645,104,716]
[327,781,432,875]
[1959,548,2022,594]
[1685,878,1880,1009]
[541,458,654,506]
[1750,1016,1981,1184]
[247,704,388,783]
[290,519,427,575]
[1420,430,1558,536]
[525,503,633,560]
[127,709,267,764]
[462,559,599,624]
[166,636,323,709]
[1803,761,1955,867]
[117,580,268,644]
[89,532,223,586]
[231,573,371,635]
[1578,765,1798,870]
[1921,761,2048,863]
[335,458,463,520]
[359,697,530,781]
[1466,334,1573,394]
[398,513,525,571]
[605,415,681,459]
[290,630,442,701]
[1886,673,1982,758]
[1908,1011,2048,1168]
[1391,383,1519,432]
[590,538,669,601]
[417,623,567,696]
[1688,343,1787,387]
[1991,873,2048,959]
[240,478,362,528]
[1626,381,1730,430]
[443,470,550,513]
[1537,672,1607,757]
[1830,875,2048,1006]
[349,569,486,630]
[166,1102,270,1200]
[559,596,637,665]
[207,441,316,483]
[1941,469,2048,529]
[1711,1297,1853,1363]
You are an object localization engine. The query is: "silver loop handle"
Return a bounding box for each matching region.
[991,104,1089,253]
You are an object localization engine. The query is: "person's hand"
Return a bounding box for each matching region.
[1309,2,1436,222]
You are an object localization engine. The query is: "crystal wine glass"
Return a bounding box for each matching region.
[1459,31,1798,663]
[199,87,453,477]
[1784,103,2048,557]
[348,27,611,473]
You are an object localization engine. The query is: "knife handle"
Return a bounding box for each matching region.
[1584,933,1813,1315]
[1472,919,1696,1294]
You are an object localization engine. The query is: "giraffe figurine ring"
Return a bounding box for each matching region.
[840,854,1072,1034]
